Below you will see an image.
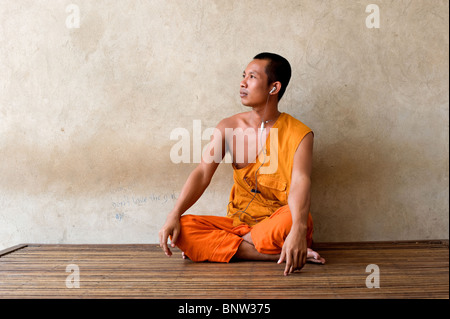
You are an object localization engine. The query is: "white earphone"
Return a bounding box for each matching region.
[269,87,276,94]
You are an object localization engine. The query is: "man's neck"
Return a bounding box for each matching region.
[250,104,280,128]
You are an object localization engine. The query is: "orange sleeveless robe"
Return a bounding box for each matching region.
[175,113,314,262]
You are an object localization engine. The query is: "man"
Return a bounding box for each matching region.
[159,53,325,276]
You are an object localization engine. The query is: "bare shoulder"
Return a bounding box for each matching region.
[218,112,250,128]
[217,112,251,130]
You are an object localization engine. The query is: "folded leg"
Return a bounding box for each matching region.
[175,214,251,262]
[250,205,314,255]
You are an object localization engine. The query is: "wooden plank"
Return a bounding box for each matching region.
[312,240,449,250]
[0,242,447,299]
[0,244,28,257]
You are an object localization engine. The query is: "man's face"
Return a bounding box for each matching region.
[240,59,271,107]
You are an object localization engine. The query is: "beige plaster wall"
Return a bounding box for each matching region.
[0,0,448,250]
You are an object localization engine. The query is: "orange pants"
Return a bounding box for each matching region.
[175,205,313,263]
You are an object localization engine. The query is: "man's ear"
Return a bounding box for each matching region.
[269,81,282,95]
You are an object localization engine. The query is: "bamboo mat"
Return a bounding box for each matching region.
[0,241,448,299]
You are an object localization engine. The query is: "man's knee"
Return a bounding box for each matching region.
[251,205,313,253]
[176,215,197,246]
[180,214,196,224]
[179,214,205,232]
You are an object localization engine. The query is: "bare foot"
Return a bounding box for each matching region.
[242,232,253,244]
[307,248,325,264]
[242,232,325,264]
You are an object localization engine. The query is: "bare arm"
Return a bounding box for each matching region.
[159,121,226,256]
[278,132,313,275]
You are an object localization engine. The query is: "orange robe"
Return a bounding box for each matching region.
[175,113,314,262]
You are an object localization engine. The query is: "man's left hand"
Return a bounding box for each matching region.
[277,229,307,276]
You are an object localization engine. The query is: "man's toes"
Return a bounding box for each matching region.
[307,248,319,259]
[181,251,190,260]
[306,249,325,264]
[306,256,326,264]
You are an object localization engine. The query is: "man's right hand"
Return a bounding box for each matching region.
[158,214,181,257]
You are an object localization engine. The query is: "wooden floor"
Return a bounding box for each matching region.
[0,241,448,299]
